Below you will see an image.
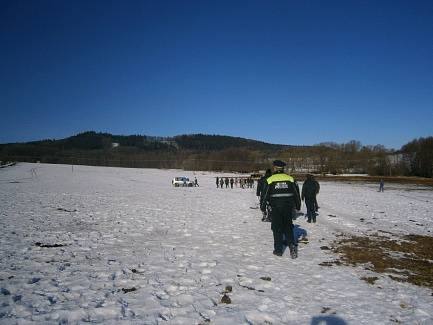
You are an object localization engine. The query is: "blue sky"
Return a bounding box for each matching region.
[1,0,432,149]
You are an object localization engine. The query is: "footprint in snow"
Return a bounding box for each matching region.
[201,269,212,274]
[246,265,261,271]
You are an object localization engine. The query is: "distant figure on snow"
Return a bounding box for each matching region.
[379,179,384,192]
[230,178,234,188]
[302,174,318,223]
[257,169,272,221]
[312,175,320,211]
[194,177,199,187]
[220,178,224,189]
[216,177,219,188]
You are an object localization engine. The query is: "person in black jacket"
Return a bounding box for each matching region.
[261,160,301,258]
[312,176,320,211]
[302,174,318,223]
[256,169,272,221]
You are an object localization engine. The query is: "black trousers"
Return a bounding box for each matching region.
[271,205,294,253]
[305,197,316,222]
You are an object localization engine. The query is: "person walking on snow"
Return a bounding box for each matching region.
[302,174,318,223]
[257,169,272,221]
[261,160,301,258]
[312,175,320,211]
[379,179,384,192]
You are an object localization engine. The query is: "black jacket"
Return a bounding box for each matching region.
[302,178,318,200]
[261,172,301,211]
[313,180,320,194]
[256,175,267,197]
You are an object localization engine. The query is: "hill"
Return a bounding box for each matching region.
[1,132,432,178]
[0,131,291,171]
[0,131,288,152]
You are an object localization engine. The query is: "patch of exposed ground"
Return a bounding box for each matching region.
[328,233,433,289]
[309,175,433,186]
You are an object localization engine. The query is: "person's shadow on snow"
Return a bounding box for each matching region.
[311,315,347,325]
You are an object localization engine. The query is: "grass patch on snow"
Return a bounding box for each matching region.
[330,233,433,289]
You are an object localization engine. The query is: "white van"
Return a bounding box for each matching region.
[172,177,194,187]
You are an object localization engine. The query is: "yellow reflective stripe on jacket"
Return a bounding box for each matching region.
[266,173,294,184]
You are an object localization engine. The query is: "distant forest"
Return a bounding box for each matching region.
[1,131,432,178]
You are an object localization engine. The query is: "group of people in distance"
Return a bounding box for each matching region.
[256,160,320,258]
[216,177,254,189]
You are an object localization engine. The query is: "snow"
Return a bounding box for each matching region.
[0,163,432,324]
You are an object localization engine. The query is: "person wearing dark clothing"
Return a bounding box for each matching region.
[261,160,301,258]
[219,178,224,188]
[302,174,318,223]
[379,179,384,192]
[225,177,229,188]
[257,169,272,221]
[256,169,272,197]
[216,177,219,188]
[230,178,234,188]
[293,180,300,217]
[294,180,300,198]
[312,177,320,211]
[194,177,199,187]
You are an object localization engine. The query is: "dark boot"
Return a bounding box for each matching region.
[289,244,298,259]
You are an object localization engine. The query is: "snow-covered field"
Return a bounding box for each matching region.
[1,163,432,324]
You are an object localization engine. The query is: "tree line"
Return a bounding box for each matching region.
[0,132,432,178]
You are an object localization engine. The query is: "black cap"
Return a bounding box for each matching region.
[273,160,286,168]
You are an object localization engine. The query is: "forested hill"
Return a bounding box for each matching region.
[172,134,287,151]
[1,132,432,178]
[0,131,292,171]
[0,131,289,152]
